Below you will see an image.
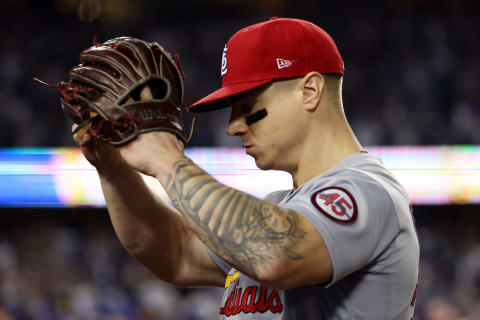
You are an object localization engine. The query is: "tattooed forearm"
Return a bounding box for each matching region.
[165,157,306,277]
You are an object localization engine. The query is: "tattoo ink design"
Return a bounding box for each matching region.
[166,158,306,277]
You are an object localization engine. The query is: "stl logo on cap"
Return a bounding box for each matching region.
[221,45,228,76]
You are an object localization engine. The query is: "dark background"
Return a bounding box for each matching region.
[1,0,479,147]
[1,0,479,319]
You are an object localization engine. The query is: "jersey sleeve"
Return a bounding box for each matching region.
[263,189,290,204]
[281,172,400,286]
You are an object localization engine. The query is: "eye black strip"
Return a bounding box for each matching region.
[245,108,268,126]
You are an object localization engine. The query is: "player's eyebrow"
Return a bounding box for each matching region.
[228,82,269,110]
[241,98,258,112]
[228,95,256,113]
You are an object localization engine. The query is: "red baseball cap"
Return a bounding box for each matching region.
[188,17,344,113]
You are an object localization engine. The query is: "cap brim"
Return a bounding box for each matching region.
[188,79,273,113]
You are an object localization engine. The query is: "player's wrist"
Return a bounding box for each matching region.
[152,153,187,184]
[95,158,134,178]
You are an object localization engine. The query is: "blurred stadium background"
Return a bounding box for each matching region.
[1,0,479,319]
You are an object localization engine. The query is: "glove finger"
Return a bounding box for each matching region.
[81,45,139,83]
[70,65,129,99]
[104,37,159,76]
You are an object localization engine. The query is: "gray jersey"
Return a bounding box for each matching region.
[208,152,419,319]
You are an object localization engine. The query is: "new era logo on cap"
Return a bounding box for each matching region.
[276,58,292,69]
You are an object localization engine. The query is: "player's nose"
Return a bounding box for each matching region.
[227,113,248,136]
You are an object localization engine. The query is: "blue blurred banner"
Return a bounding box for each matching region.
[0,146,479,207]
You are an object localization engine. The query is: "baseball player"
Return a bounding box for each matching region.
[75,18,419,319]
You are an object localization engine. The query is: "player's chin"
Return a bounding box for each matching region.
[247,148,274,170]
[253,156,274,171]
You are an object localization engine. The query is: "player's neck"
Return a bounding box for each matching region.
[291,118,362,190]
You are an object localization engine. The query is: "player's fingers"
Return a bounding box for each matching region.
[140,85,153,100]
[75,132,92,148]
[81,132,92,145]
[72,123,93,148]
[72,124,81,144]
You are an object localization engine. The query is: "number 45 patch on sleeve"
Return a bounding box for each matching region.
[311,187,358,224]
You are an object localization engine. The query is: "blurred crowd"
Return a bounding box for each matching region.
[0,207,478,320]
[0,0,479,148]
[413,206,480,320]
[0,210,223,320]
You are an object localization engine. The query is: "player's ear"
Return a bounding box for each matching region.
[301,72,324,111]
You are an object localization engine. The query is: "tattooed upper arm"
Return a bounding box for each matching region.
[165,157,330,287]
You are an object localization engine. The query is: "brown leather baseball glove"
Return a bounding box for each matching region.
[35,36,189,146]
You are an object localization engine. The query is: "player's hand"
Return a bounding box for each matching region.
[72,123,124,171]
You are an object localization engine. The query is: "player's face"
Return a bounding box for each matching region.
[227,82,303,171]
